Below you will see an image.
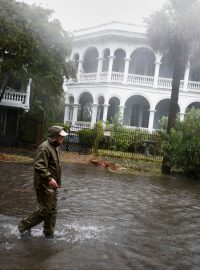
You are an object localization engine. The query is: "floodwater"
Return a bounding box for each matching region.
[1,161,200,270]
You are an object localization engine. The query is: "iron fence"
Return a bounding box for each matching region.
[59,125,163,160]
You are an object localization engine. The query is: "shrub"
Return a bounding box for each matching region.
[77,128,96,148]
[167,108,200,176]
[110,128,132,152]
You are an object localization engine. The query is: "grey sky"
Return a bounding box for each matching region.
[19,0,166,31]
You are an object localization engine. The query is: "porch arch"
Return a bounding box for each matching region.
[82,47,99,73]
[77,92,93,122]
[154,99,180,129]
[107,97,120,123]
[124,95,150,128]
[129,47,155,76]
[113,49,126,73]
[102,48,110,72]
[186,102,200,112]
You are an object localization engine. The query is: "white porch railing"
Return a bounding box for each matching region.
[77,72,200,92]
[157,77,172,89]
[0,88,27,108]
[111,72,124,83]
[79,73,97,82]
[127,74,154,86]
[188,81,200,91]
[99,72,108,81]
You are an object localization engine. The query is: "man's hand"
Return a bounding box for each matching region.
[49,178,59,189]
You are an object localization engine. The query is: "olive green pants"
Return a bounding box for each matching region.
[18,188,58,236]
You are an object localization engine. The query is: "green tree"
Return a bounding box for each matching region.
[146,0,200,174]
[0,0,76,120]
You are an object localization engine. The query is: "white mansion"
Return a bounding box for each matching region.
[64,21,200,131]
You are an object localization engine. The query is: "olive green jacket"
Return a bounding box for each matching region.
[34,140,62,189]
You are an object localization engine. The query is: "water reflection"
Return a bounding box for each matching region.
[1,161,200,269]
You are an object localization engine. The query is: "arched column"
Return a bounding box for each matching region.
[153,61,161,88]
[107,56,115,81]
[102,104,109,122]
[123,58,131,83]
[91,104,98,127]
[119,105,125,122]
[179,112,185,122]
[183,62,190,91]
[24,78,31,111]
[77,60,83,81]
[148,109,156,132]
[71,104,79,125]
[64,103,70,122]
[96,57,104,82]
[96,105,101,121]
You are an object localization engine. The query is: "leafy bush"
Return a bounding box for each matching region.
[77,128,96,148]
[110,128,132,151]
[167,108,200,176]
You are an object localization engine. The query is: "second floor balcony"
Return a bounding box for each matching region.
[75,71,200,93]
[71,45,200,94]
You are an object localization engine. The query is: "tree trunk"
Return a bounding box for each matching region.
[35,110,45,146]
[161,51,184,175]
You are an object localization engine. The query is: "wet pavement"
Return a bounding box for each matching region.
[1,161,200,269]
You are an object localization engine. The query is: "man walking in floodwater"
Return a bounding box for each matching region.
[18,125,67,238]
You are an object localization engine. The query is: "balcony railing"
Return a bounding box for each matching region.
[76,72,200,92]
[127,74,154,87]
[111,72,124,83]
[0,88,28,109]
[188,81,200,91]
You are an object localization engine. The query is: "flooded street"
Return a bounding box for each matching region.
[1,161,200,269]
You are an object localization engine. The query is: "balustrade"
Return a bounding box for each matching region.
[157,77,172,89]
[75,71,200,92]
[0,88,27,106]
[79,73,97,82]
[99,72,108,81]
[111,72,124,83]
[188,81,200,92]
[127,74,154,86]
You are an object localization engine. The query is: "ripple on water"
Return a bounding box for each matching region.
[1,214,107,244]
